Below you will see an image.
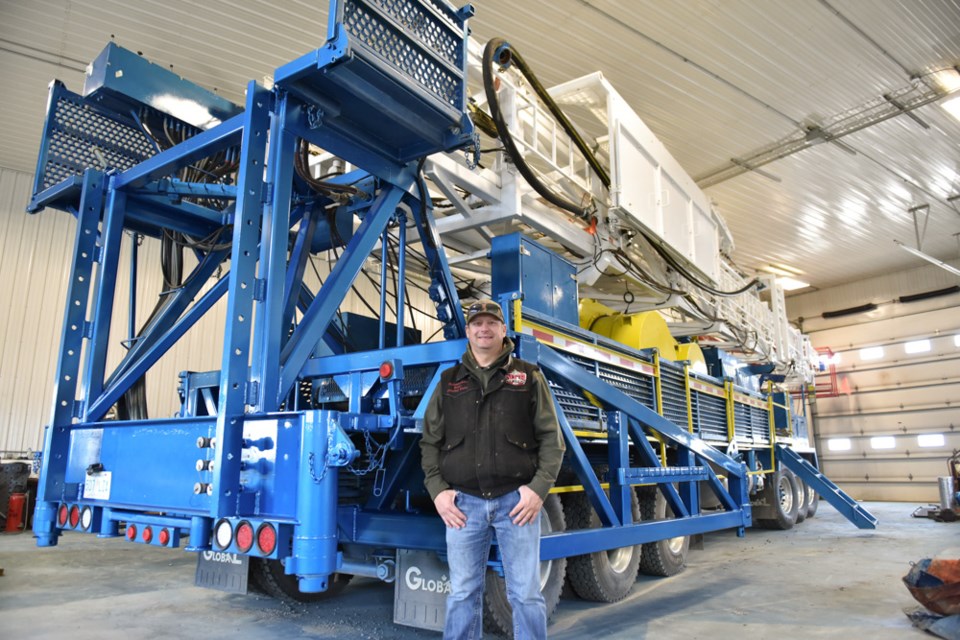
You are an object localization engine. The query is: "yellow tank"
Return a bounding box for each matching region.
[579,299,678,359]
[674,341,708,373]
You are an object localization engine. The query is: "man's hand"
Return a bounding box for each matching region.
[509,485,543,526]
[434,489,467,529]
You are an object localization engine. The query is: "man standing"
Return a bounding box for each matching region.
[420,299,565,640]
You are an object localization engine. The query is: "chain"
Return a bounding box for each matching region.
[464,132,481,170]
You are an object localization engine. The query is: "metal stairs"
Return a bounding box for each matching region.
[776,444,878,530]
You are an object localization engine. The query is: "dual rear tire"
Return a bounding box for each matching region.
[756,466,819,529]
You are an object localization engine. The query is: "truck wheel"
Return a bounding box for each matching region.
[483,494,566,637]
[806,484,819,518]
[638,486,689,577]
[756,466,799,530]
[793,473,808,524]
[250,558,352,602]
[564,489,642,602]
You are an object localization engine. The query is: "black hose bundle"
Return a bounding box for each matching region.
[482,38,756,298]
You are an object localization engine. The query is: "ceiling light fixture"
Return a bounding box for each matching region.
[776,277,811,291]
[894,240,960,277]
[942,95,960,122]
[759,264,804,278]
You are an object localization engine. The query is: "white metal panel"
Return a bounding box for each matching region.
[788,262,960,334]
[804,268,960,501]
[820,381,959,415]
[835,356,960,393]
[816,405,960,435]
[0,167,73,455]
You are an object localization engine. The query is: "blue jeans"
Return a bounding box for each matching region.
[443,490,547,640]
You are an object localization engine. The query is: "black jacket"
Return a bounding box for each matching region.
[420,338,565,500]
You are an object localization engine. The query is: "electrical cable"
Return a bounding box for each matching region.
[294,139,365,198]
[632,227,759,297]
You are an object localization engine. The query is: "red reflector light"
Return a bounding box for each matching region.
[379,361,393,378]
[235,521,254,553]
[256,523,277,555]
[158,528,170,546]
[142,526,153,543]
[57,504,69,527]
[126,524,137,541]
[69,505,80,528]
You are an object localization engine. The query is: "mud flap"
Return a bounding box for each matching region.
[394,549,450,631]
[195,550,249,593]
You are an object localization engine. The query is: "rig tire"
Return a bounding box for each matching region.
[756,466,800,530]
[806,483,820,519]
[250,558,352,603]
[638,486,689,577]
[793,473,808,524]
[564,489,642,602]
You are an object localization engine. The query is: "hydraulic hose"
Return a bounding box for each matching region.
[482,39,593,220]
[483,38,757,297]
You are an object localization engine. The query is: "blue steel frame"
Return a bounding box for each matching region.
[31,0,480,592]
[29,0,871,603]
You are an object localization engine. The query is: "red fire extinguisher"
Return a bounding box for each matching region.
[5,493,26,532]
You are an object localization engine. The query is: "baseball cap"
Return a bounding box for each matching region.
[465,299,504,324]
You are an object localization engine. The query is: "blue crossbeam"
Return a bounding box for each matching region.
[541,510,745,560]
[112,113,245,190]
[619,466,710,485]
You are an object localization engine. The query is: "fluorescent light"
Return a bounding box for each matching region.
[954,334,960,348]
[827,437,851,451]
[933,70,960,93]
[870,436,896,449]
[943,95,960,122]
[777,277,810,291]
[894,240,960,277]
[859,346,884,361]
[904,339,931,354]
[918,434,945,448]
[763,263,804,277]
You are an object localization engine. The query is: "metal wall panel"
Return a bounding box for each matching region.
[797,270,960,502]
[0,167,73,455]
[788,262,960,334]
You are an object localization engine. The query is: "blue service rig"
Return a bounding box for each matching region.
[27,0,876,632]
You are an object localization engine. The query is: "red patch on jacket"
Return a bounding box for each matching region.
[446,380,470,393]
[504,370,527,386]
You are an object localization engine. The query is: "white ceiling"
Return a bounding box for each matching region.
[2,0,959,291]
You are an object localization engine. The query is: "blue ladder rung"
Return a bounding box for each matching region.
[618,466,710,485]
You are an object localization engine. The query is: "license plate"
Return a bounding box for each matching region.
[83,471,112,500]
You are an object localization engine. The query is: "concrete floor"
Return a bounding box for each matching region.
[0,501,955,639]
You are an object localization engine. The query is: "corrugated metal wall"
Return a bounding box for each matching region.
[0,168,73,455]
[0,166,230,455]
[788,267,960,502]
[0,164,443,457]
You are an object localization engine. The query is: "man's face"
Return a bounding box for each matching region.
[466,315,506,353]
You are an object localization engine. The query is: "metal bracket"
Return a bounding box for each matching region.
[253,278,267,302]
[245,381,259,406]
